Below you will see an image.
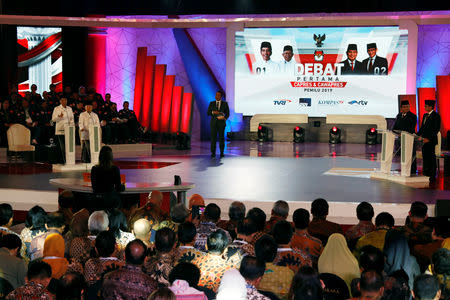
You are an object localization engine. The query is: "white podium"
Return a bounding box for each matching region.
[400,131,415,177]
[89,124,101,165]
[380,130,395,174]
[64,124,76,165]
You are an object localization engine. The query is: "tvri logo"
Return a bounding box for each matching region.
[348,100,368,105]
[273,100,292,105]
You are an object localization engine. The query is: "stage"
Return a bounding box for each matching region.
[1,141,448,225]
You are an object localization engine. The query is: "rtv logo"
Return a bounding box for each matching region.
[348,100,368,106]
[273,100,292,105]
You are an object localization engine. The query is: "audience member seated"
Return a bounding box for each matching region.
[67,209,91,273]
[350,270,384,300]
[42,233,69,279]
[218,201,246,241]
[291,208,323,266]
[223,218,257,267]
[194,203,230,252]
[384,229,420,288]
[148,287,176,300]
[30,212,66,260]
[20,205,47,261]
[413,218,449,272]
[6,260,53,300]
[0,234,26,289]
[246,207,267,245]
[319,272,350,300]
[56,272,86,300]
[84,231,124,286]
[216,268,246,300]
[87,210,109,242]
[177,222,205,264]
[101,239,157,300]
[106,208,135,254]
[318,233,360,290]
[158,203,190,233]
[288,266,324,300]
[345,201,376,250]
[145,227,178,287]
[168,262,208,300]
[0,204,16,238]
[272,220,312,273]
[308,198,343,245]
[118,101,140,143]
[351,245,386,297]
[133,218,152,248]
[130,190,167,227]
[239,256,270,300]
[264,200,289,234]
[353,211,394,258]
[430,248,450,299]
[412,274,441,300]
[382,269,411,300]
[403,201,433,248]
[255,235,294,299]
[193,229,232,292]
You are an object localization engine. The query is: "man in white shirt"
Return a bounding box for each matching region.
[78,101,100,163]
[280,45,296,75]
[51,97,74,163]
[254,41,280,75]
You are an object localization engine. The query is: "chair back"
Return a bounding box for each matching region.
[7,124,31,150]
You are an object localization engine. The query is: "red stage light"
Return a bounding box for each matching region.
[370,128,376,133]
[332,126,337,132]
[295,126,300,131]
[258,125,262,130]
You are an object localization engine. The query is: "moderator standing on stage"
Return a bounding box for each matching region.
[51,98,74,163]
[392,100,417,174]
[417,100,441,182]
[207,91,229,158]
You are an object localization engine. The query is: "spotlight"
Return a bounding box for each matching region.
[176,131,191,150]
[293,126,305,143]
[257,125,269,142]
[329,126,341,144]
[366,128,378,145]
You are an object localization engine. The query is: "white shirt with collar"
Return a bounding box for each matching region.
[78,111,100,140]
[281,59,296,75]
[254,59,280,74]
[51,104,75,135]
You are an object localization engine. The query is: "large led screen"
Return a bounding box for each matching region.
[235,27,408,117]
[17,27,63,96]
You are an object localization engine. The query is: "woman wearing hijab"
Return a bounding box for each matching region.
[318,233,360,288]
[383,229,420,288]
[42,233,69,279]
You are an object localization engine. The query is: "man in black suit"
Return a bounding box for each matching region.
[393,100,418,173]
[362,43,389,75]
[418,100,441,182]
[339,44,365,75]
[207,91,230,158]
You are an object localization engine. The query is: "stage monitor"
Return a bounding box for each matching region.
[235,26,408,118]
[17,27,63,96]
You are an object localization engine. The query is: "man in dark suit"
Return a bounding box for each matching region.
[418,100,441,182]
[393,100,418,174]
[339,44,365,75]
[362,43,389,75]
[207,91,230,158]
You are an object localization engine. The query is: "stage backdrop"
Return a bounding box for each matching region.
[235,26,408,117]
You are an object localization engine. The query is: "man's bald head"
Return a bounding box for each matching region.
[148,190,163,206]
[133,218,151,239]
[125,239,147,265]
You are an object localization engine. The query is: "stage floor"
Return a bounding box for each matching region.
[1,141,448,223]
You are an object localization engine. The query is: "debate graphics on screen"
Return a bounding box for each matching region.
[17,27,63,96]
[235,27,408,117]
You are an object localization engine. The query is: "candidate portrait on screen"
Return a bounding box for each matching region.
[339,44,365,75]
[362,43,389,75]
[254,41,280,75]
[280,45,296,75]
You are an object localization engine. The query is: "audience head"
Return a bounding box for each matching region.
[246,207,267,232]
[133,218,152,242]
[236,218,257,237]
[431,218,449,240]
[88,210,109,235]
[206,229,228,254]
[58,190,74,210]
[148,287,176,300]
[95,231,116,257]
[125,239,147,265]
[356,202,374,221]
[27,260,52,285]
[98,146,114,169]
[409,201,428,220]
[413,275,441,300]
[383,269,411,300]
[1,234,22,256]
[359,245,385,273]
[272,200,289,218]
[432,248,450,276]
[177,222,196,244]
[228,201,246,222]
[293,208,310,230]
[359,270,384,299]
[155,227,176,253]
[255,234,278,263]
[107,208,129,238]
[204,203,221,223]
[188,194,205,209]
[239,256,266,284]
[56,272,86,300]
[148,190,163,206]
[168,262,201,287]
[0,203,13,227]
[43,233,65,259]
[311,198,329,218]
[375,212,395,228]
[272,220,293,245]
[216,269,247,300]
[170,203,189,224]
[71,209,89,237]
[45,212,65,232]
[289,266,323,300]
[25,205,47,230]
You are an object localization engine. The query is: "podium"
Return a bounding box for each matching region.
[371,130,429,186]
[64,124,76,165]
[89,124,101,165]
